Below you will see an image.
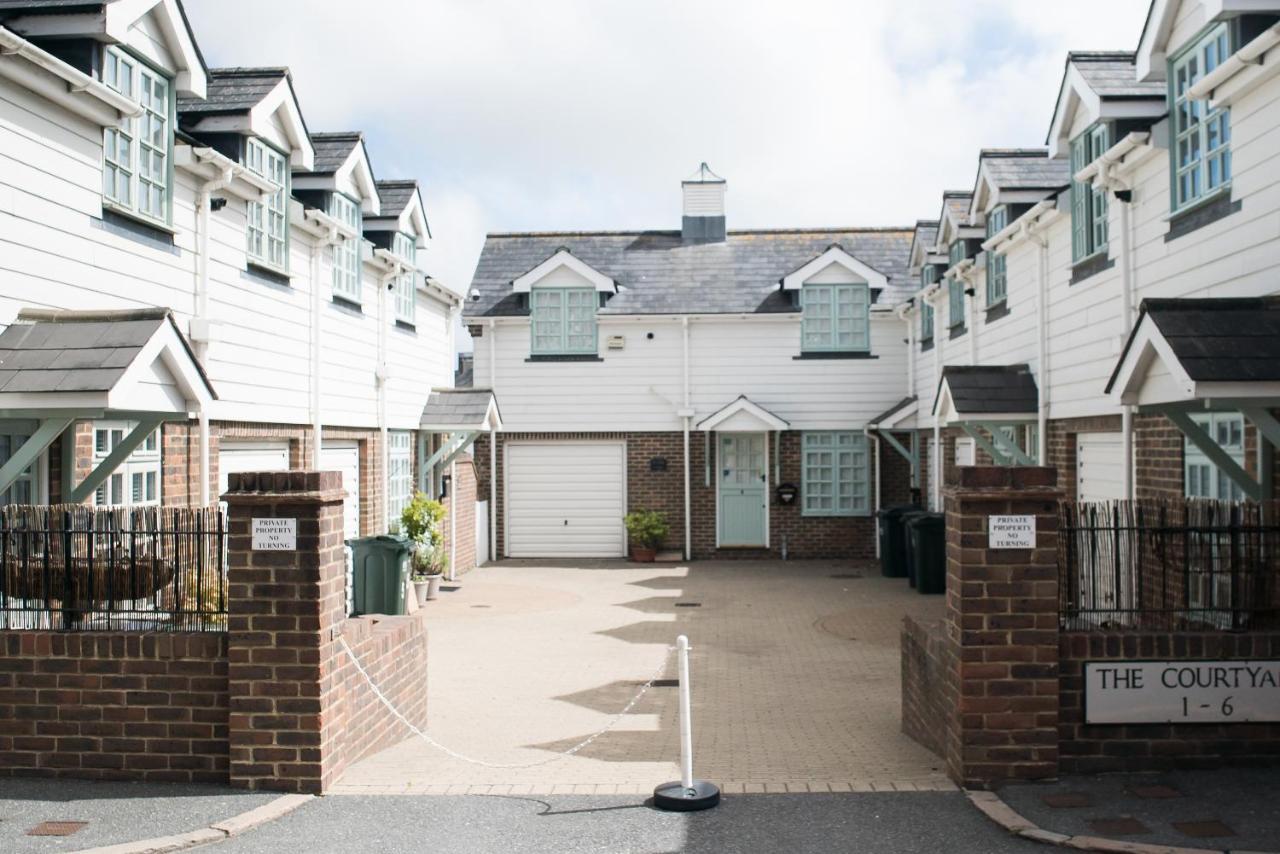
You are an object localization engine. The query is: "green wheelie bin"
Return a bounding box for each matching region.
[349,534,412,615]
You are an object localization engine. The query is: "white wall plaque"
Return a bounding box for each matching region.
[989,515,1035,549]
[1085,661,1280,723]
[252,517,297,551]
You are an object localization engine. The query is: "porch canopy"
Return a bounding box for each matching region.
[867,396,921,487]
[417,388,502,495]
[932,364,1039,465]
[0,308,216,502]
[696,395,790,484]
[1106,297,1280,500]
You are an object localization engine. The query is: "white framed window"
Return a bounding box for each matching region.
[531,287,597,355]
[1070,124,1110,262]
[1171,23,1232,213]
[801,283,870,353]
[102,46,171,224]
[92,422,161,507]
[388,431,413,527]
[392,232,417,324]
[0,426,37,505]
[947,278,965,330]
[1185,412,1245,502]
[330,193,362,302]
[985,206,1008,305]
[802,432,870,517]
[245,138,289,272]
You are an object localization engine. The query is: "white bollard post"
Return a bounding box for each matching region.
[653,634,720,811]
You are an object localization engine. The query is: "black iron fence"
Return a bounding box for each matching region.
[0,505,227,632]
[1060,499,1280,632]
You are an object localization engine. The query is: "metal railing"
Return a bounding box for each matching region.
[0,505,227,632]
[1059,499,1280,632]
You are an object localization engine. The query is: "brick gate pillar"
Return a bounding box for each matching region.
[223,471,347,793]
[943,466,1064,787]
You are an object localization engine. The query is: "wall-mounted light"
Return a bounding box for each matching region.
[210,197,228,212]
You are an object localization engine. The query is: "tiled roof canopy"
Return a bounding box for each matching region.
[375,180,418,217]
[465,228,914,317]
[309,132,362,174]
[1071,51,1166,99]
[177,67,285,116]
[419,389,499,431]
[935,365,1039,416]
[981,149,1071,190]
[1132,298,1280,383]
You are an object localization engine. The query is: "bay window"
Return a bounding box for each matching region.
[245,138,289,272]
[102,47,172,224]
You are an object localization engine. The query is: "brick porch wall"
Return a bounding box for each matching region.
[442,455,478,575]
[0,633,228,783]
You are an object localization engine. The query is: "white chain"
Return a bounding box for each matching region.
[339,636,675,769]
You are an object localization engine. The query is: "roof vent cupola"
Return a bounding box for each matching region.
[681,162,726,243]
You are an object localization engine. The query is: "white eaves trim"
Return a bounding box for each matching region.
[1188,21,1280,107]
[868,399,918,430]
[779,245,888,292]
[0,26,143,126]
[983,201,1062,256]
[696,395,790,432]
[294,204,358,241]
[174,144,276,202]
[512,249,617,294]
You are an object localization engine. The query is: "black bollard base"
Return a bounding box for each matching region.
[653,780,721,812]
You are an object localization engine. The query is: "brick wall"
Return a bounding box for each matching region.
[1059,631,1280,773]
[442,455,478,574]
[1134,413,1185,500]
[900,615,954,758]
[0,632,228,783]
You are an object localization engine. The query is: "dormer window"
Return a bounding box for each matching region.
[392,232,417,325]
[330,193,362,303]
[1171,23,1232,213]
[801,283,870,353]
[985,206,1008,306]
[245,138,289,272]
[102,47,173,225]
[1070,124,1110,262]
[920,266,936,348]
[531,288,597,356]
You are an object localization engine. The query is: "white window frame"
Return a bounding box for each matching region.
[388,431,413,528]
[330,193,362,302]
[245,138,289,273]
[392,232,417,325]
[530,287,597,356]
[801,283,870,353]
[801,431,870,517]
[102,46,172,225]
[1171,23,1232,213]
[92,421,161,508]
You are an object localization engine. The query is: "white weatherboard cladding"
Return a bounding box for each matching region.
[0,73,453,433]
[1077,433,1125,502]
[682,183,724,216]
[505,442,626,558]
[218,440,289,497]
[805,262,867,285]
[321,442,361,541]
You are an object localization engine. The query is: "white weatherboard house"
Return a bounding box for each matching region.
[0,0,483,567]
[465,165,920,561]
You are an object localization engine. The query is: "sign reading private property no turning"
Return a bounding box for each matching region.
[252,517,297,551]
[1085,661,1280,723]
[988,515,1035,549]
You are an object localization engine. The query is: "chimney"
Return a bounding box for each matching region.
[681,162,726,243]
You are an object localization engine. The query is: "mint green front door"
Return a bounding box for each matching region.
[719,434,767,546]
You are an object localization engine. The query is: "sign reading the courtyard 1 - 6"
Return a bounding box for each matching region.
[988,515,1035,549]
[251,517,297,551]
[1085,661,1280,723]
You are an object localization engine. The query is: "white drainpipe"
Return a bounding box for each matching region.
[1021,218,1051,467]
[682,316,692,561]
[870,433,882,557]
[488,317,498,561]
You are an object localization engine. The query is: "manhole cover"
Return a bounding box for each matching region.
[652,679,680,687]
[1173,820,1236,838]
[27,821,88,837]
[674,602,701,608]
[828,573,863,579]
[1089,817,1150,836]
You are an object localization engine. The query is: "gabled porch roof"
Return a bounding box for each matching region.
[418,388,502,433]
[696,395,789,432]
[932,365,1038,425]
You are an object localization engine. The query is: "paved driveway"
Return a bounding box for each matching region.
[332,560,952,795]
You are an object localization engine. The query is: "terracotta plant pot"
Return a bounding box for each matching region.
[631,546,657,563]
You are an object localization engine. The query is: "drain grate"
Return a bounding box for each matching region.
[828,573,863,579]
[27,822,88,837]
[652,679,680,687]
[674,602,701,608]
[470,604,491,609]
[440,585,461,593]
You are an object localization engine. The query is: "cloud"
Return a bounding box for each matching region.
[184,0,1151,345]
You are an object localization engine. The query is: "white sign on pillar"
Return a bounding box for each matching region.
[989,515,1035,549]
[252,518,297,551]
[1085,661,1280,723]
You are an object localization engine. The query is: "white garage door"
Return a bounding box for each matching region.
[219,441,289,497]
[1077,433,1125,502]
[321,441,361,541]
[506,442,626,558]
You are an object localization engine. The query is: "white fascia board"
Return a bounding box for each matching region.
[109,318,215,414]
[1074,132,1154,185]
[0,27,143,126]
[1047,63,1101,159]
[404,194,430,242]
[249,77,313,171]
[512,249,616,294]
[982,200,1056,254]
[696,396,789,432]
[932,382,956,422]
[295,204,356,241]
[421,277,463,306]
[780,245,888,291]
[105,0,206,98]
[871,400,918,429]
[174,144,275,200]
[339,147,381,216]
[1136,0,1176,81]
[1108,318,1195,406]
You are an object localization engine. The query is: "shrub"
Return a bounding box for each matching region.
[624,510,669,549]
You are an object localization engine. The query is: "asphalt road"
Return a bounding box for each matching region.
[199,792,1046,854]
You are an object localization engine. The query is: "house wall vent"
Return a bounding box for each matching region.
[606,335,626,350]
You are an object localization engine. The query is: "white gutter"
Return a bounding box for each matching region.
[304,216,342,472]
[1020,217,1052,466]
[897,301,916,400]
[1074,133,1153,185]
[1187,22,1280,101]
[488,318,497,561]
[0,26,141,123]
[869,432,882,558]
[983,200,1055,255]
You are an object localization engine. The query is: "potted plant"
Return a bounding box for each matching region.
[402,492,447,603]
[624,510,669,562]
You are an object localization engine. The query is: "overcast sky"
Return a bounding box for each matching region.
[185,0,1151,333]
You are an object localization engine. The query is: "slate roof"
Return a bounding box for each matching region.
[0,1,105,10]
[454,354,474,389]
[419,389,498,430]
[177,67,286,116]
[1071,52,1165,99]
[980,149,1071,190]
[1108,298,1280,390]
[309,132,363,175]
[465,228,915,318]
[0,308,212,396]
[911,221,939,266]
[934,365,1039,416]
[375,180,418,218]
[869,396,917,426]
[942,192,974,228]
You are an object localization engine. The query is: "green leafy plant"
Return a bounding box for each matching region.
[402,492,447,577]
[624,510,669,550]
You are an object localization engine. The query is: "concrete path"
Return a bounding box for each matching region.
[198,791,1046,854]
[333,559,953,794]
